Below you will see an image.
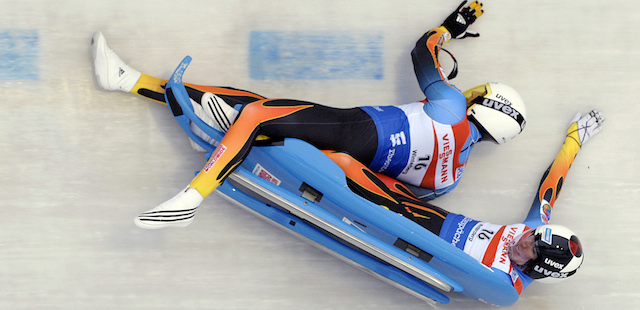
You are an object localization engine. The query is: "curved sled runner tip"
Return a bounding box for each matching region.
[164,56,225,154]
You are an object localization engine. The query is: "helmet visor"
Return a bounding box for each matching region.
[463,84,489,109]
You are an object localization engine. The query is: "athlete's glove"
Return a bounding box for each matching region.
[567,109,605,146]
[441,1,484,39]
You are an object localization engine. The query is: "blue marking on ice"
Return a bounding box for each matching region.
[249,31,383,80]
[0,29,39,80]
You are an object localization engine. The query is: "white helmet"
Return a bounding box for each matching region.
[464,82,527,144]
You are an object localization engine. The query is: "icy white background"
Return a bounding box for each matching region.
[1,0,638,309]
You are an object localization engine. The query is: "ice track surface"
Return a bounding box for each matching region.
[1,0,638,309]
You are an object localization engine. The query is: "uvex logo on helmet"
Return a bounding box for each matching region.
[543,258,565,269]
[533,265,570,278]
[478,98,526,131]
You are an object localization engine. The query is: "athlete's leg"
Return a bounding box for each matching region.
[91,31,266,107]
[136,99,378,228]
[189,99,378,197]
[323,151,449,235]
[132,73,267,107]
[135,76,263,139]
[256,102,379,165]
[128,74,261,151]
[91,31,267,150]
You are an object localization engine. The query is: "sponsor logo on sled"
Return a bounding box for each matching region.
[252,163,281,186]
[204,144,227,173]
[173,59,190,84]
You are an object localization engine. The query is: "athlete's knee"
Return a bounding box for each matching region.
[238,99,275,115]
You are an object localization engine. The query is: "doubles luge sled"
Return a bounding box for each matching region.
[163,57,521,306]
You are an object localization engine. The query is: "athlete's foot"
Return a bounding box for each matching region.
[200,92,239,133]
[134,187,204,229]
[188,92,239,152]
[91,31,141,92]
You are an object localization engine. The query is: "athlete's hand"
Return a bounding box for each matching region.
[568,110,605,146]
[441,1,484,39]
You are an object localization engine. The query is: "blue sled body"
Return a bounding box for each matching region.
[164,57,520,307]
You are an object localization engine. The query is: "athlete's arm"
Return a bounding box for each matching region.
[523,110,604,227]
[411,27,466,125]
[411,2,484,125]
